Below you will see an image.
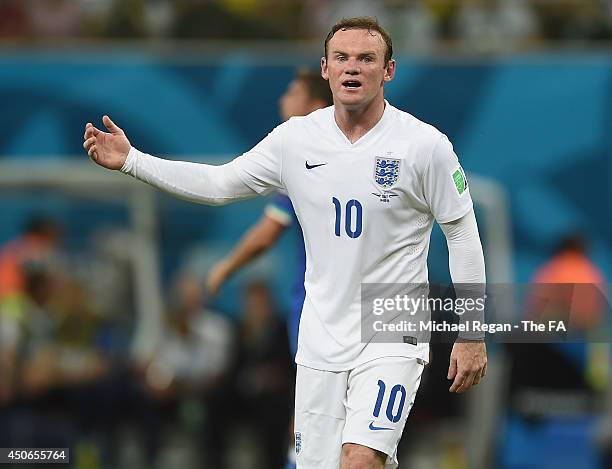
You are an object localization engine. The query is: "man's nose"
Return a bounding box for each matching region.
[343,58,360,74]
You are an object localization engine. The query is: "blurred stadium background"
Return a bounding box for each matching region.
[0,1,611,468]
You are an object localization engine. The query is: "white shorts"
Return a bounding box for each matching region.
[294,356,424,469]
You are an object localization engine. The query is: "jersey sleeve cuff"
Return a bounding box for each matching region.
[265,205,292,226]
[120,146,140,175]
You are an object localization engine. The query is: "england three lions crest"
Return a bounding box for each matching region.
[374,156,400,189]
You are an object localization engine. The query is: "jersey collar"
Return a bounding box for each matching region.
[332,99,393,149]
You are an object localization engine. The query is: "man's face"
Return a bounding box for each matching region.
[321,28,395,110]
[279,79,317,121]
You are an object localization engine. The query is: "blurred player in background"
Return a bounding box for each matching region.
[206,68,332,469]
[83,17,487,469]
[206,68,333,358]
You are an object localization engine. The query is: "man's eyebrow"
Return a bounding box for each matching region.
[331,50,378,56]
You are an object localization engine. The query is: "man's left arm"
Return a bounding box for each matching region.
[440,210,487,393]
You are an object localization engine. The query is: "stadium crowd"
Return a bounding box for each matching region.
[0,217,293,467]
[1,0,612,50]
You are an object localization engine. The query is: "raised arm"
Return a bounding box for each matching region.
[84,116,283,205]
[119,148,258,206]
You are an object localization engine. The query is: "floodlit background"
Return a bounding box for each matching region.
[0,1,611,468]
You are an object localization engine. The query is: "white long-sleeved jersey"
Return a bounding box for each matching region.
[121,102,484,371]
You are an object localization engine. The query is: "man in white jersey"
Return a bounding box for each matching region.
[83,17,487,469]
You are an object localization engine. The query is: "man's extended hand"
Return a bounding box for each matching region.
[83,116,131,170]
[448,341,487,393]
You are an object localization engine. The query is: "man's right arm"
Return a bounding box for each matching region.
[84,116,284,205]
[121,147,258,206]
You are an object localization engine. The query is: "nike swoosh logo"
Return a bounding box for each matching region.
[305,162,327,170]
[369,422,393,431]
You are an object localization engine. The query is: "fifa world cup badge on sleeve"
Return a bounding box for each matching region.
[372,154,400,203]
[451,166,468,196]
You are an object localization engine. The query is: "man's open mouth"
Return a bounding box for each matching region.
[342,80,362,89]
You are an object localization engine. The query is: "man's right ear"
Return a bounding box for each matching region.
[321,57,329,80]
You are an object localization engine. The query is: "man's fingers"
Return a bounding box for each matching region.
[458,371,477,393]
[449,371,467,392]
[83,137,96,150]
[84,124,102,140]
[474,361,487,382]
[447,356,457,380]
[102,115,122,134]
[457,362,487,392]
[87,145,97,159]
[452,367,477,393]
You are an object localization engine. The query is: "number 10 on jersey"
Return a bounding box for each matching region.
[332,197,363,238]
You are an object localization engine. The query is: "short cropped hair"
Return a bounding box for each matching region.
[296,69,333,106]
[324,17,393,65]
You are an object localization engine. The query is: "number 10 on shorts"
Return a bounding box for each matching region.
[373,380,407,422]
